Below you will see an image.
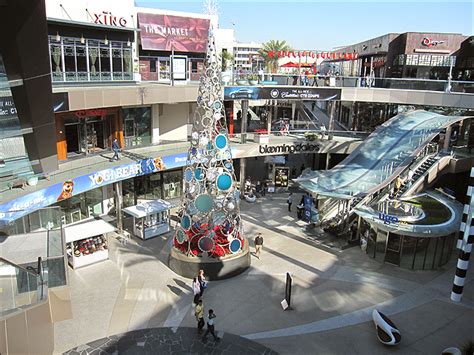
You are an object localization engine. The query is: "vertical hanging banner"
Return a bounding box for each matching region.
[138,13,210,52]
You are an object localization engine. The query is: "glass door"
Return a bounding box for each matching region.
[385,233,402,266]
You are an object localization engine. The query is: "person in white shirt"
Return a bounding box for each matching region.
[192,277,201,305]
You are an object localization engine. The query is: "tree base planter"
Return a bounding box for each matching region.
[236,80,249,85]
[249,80,259,85]
[168,242,250,280]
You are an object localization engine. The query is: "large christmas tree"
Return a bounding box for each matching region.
[171,28,246,263]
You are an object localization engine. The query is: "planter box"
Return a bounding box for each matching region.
[236,79,249,85]
[255,134,269,144]
[249,80,259,85]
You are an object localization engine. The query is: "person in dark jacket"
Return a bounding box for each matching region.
[111,138,121,161]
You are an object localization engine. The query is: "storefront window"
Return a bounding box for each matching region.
[163,170,182,200]
[135,174,162,202]
[122,107,151,147]
[55,189,103,225]
[49,36,131,82]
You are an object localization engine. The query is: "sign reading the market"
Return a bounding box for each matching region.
[422,38,445,47]
[92,11,127,27]
[224,86,341,101]
[138,13,210,52]
[267,50,358,60]
[259,143,320,155]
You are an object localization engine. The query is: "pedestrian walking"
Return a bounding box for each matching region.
[195,299,205,334]
[287,193,293,212]
[110,138,121,161]
[192,277,201,305]
[254,233,264,259]
[202,309,219,342]
[198,269,208,297]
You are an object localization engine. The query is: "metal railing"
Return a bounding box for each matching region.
[227,72,474,94]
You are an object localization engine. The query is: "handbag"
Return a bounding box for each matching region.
[202,281,208,289]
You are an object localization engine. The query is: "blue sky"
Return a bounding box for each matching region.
[135,1,473,50]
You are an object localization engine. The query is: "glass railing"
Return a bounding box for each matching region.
[225,72,474,94]
[0,257,47,317]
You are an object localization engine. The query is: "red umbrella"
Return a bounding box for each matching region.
[280,61,299,68]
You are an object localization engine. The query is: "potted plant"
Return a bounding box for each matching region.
[220,50,234,85]
[248,73,259,85]
[236,73,249,86]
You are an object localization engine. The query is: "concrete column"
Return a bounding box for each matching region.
[326,153,331,170]
[273,100,277,121]
[328,101,336,139]
[266,109,272,135]
[241,100,249,144]
[151,104,160,144]
[114,182,123,230]
[239,158,246,194]
[443,125,452,151]
[291,102,296,119]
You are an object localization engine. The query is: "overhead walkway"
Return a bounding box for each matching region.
[296,110,468,200]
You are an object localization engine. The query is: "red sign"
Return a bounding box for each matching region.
[267,50,358,60]
[138,13,210,52]
[422,38,445,47]
[93,11,127,27]
[74,109,108,118]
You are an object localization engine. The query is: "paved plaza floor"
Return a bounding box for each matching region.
[55,193,473,354]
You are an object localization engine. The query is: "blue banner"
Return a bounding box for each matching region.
[0,152,189,222]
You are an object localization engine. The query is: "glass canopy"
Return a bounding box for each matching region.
[297,110,465,198]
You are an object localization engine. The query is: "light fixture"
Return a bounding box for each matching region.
[127,38,131,47]
[80,34,85,44]
[104,36,108,45]
[56,31,61,42]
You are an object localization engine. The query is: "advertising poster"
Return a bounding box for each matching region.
[224,86,341,101]
[139,60,151,81]
[172,56,187,80]
[274,167,289,188]
[303,195,313,223]
[138,13,209,52]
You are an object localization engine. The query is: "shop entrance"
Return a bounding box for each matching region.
[85,118,106,153]
[65,124,80,154]
[384,233,402,266]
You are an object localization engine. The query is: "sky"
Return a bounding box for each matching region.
[135,0,473,50]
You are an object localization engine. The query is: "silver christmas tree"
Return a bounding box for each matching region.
[172,27,244,259]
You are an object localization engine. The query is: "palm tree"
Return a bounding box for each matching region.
[220,50,234,72]
[258,40,292,73]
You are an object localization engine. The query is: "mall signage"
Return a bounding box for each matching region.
[422,38,445,47]
[267,50,359,60]
[0,147,237,222]
[0,97,16,118]
[138,13,210,52]
[224,86,341,101]
[92,11,127,27]
[0,93,69,119]
[377,212,399,225]
[259,143,320,154]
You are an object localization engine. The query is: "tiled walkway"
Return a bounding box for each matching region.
[64,327,277,355]
[54,193,474,354]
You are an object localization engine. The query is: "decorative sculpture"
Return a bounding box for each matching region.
[372,309,401,346]
[168,27,249,279]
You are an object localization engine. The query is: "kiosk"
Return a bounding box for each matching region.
[123,199,173,240]
[65,219,115,269]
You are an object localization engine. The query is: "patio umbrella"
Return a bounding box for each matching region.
[280,61,299,68]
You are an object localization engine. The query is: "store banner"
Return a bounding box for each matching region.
[1,92,69,118]
[138,12,209,52]
[0,147,237,222]
[224,86,341,101]
[303,195,313,223]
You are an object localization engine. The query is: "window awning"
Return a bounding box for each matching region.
[64,219,116,243]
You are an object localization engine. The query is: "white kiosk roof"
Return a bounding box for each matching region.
[64,219,116,243]
[123,199,174,218]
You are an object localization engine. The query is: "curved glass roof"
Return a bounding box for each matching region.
[354,191,462,237]
[296,110,465,198]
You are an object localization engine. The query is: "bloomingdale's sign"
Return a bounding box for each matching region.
[259,143,320,154]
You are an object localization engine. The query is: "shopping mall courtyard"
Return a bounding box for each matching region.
[56,192,473,354]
